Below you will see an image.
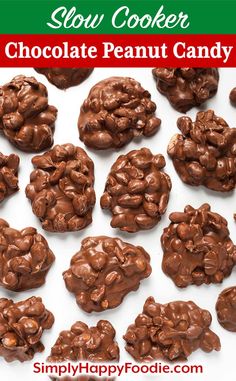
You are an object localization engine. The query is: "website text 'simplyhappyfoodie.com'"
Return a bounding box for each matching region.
[33,361,203,377]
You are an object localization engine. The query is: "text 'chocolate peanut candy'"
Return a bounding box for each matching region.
[0,75,57,152]
[0,218,55,291]
[78,77,161,149]
[25,143,96,232]
[35,68,94,89]
[0,152,19,202]
[168,110,236,192]
[48,320,119,381]
[0,296,54,362]
[101,148,171,233]
[216,287,236,332]
[152,68,219,113]
[161,204,236,288]
[124,296,221,362]
[63,236,151,313]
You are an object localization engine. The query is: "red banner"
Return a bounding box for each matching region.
[0,34,235,67]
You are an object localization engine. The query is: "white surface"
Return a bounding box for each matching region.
[0,67,235,381]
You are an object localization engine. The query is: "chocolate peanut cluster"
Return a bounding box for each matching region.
[0,75,57,152]
[78,77,161,149]
[25,144,96,232]
[168,110,236,192]
[216,287,236,332]
[161,204,236,288]
[0,152,19,202]
[48,320,119,381]
[35,68,93,89]
[152,68,219,112]
[124,296,221,362]
[0,296,54,362]
[229,87,236,105]
[0,218,55,291]
[63,236,151,313]
[100,148,171,233]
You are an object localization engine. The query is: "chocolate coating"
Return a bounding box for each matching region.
[100,148,171,233]
[216,287,236,332]
[0,296,54,362]
[63,236,151,313]
[161,204,236,288]
[0,218,55,291]
[48,320,119,381]
[229,87,236,105]
[35,68,93,89]
[152,68,219,112]
[25,143,96,232]
[0,75,57,152]
[78,77,161,150]
[0,152,19,202]
[124,296,221,362]
[168,110,236,192]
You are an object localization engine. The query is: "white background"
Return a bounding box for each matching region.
[0,67,235,381]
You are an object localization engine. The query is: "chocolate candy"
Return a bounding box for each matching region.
[78,77,161,149]
[161,204,236,288]
[0,75,57,152]
[168,110,236,192]
[0,218,55,291]
[152,68,219,113]
[216,287,236,332]
[100,148,171,233]
[63,236,151,313]
[35,68,93,89]
[48,320,119,381]
[229,87,236,105]
[25,144,96,232]
[124,296,221,362]
[0,296,54,362]
[0,152,19,202]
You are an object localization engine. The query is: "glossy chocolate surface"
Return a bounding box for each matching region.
[48,320,119,381]
[25,143,96,232]
[124,296,221,362]
[0,152,19,202]
[63,236,151,312]
[161,204,236,287]
[35,68,93,89]
[0,218,55,291]
[216,287,236,332]
[152,68,219,112]
[101,148,171,232]
[78,77,161,149]
[168,110,236,192]
[0,75,57,152]
[0,296,54,362]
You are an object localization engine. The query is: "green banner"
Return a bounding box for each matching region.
[0,0,235,34]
